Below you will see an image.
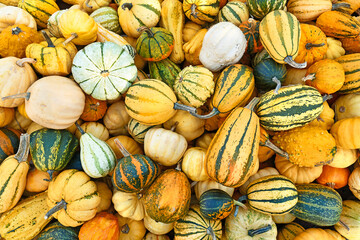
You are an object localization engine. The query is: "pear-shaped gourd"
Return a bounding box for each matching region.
[76,122,116,178]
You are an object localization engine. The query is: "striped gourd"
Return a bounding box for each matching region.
[218,1,249,25]
[246,175,298,215]
[149,58,181,89]
[0,192,53,240]
[0,134,30,213]
[18,0,59,29]
[259,10,305,68]
[247,0,286,20]
[174,205,222,240]
[174,65,215,108]
[125,79,177,125]
[205,98,260,188]
[291,183,343,226]
[96,23,135,58]
[90,7,122,35]
[47,10,66,38]
[277,222,305,240]
[253,58,287,92]
[239,18,264,55]
[336,53,360,94]
[335,200,360,240]
[183,0,220,25]
[128,118,160,144]
[0,127,20,163]
[252,49,271,67]
[29,129,79,180]
[256,85,323,131]
[37,221,79,240]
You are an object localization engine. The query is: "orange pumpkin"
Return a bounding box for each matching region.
[316,165,350,189]
[25,168,52,193]
[79,212,120,240]
[341,36,360,54]
[80,95,107,122]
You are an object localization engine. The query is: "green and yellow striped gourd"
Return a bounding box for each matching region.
[183,0,220,25]
[18,0,59,29]
[246,175,298,215]
[47,10,66,38]
[335,200,360,240]
[148,58,181,89]
[336,53,360,94]
[90,7,122,35]
[127,118,161,144]
[291,183,342,226]
[256,85,323,131]
[259,10,305,68]
[277,222,305,240]
[247,0,286,20]
[37,221,79,240]
[218,1,249,25]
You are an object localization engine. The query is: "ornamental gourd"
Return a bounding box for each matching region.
[90,7,122,34]
[326,37,345,60]
[316,165,350,189]
[335,53,360,94]
[0,6,37,31]
[277,222,305,240]
[47,10,66,38]
[239,167,279,195]
[328,147,357,168]
[37,222,79,240]
[25,168,51,193]
[247,0,286,20]
[194,179,235,200]
[80,95,107,122]
[144,212,174,235]
[0,107,14,127]
[333,93,360,121]
[79,212,119,240]
[253,58,287,93]
[95,181,112,212]
[103,101,130,136]
[80,0,112,13]
[181,147,208,182]
[112,190,145,221]
[294,228,337,240]
[334,200,360,239]
[218,1,249,25]
[183,28,207,65]
[148,58,181,88]
[75,122,109,141]
[116,214,147,240]
[106,135,143,159]
[239,18,263,55]
[72,41,137,101]
[18,0,59,28]
[183,0,220,25]
[127,118,161,144]
[331,117,360,149]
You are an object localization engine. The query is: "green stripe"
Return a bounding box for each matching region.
[133,82,174,102]
[0,165,19,196]
[138,4,160,16]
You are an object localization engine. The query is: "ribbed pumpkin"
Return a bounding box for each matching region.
[291,183,342,226]
[72,41,137,101]
[37,221,79,240]
[182,147,208,182]
[0,127,20,163]
[112,190,145,221]
[116,214,146,240]
[79,212,119,240]
[148,58,181,88]
[253,58,287,92]
[143,212,174,235]
[331,117,360,149]
[174,65,214,108]
[259,10,305,68]
[218,1,249,25]
[239,18,263,55]
[183,0,220,25]
[90,7,122,34]
[335,53,360,94]
[247,0,286,20]
[103,101,130,136]
[334,200,360,239]
[0,6,37,31]
[316,165,350,189]
[74,122,109,141]
[143,168,191,223]
[30,128,78,180]
[0,107,14,127]
[18,0,59,28]
[333,93,360,121]
[326,37,345,60]
[80,95,107,122]
[277,222,305,240]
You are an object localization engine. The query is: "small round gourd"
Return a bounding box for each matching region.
[316,165,350,189]
[181,147,208,182]
[127,118,160,144]
[247,0,286,20]
[80,95,107,122]
[75,122,109,141]
[294,228,337,240]
[348,167,360,200]
[325,37,345,60]
[112,190,145,221]
[37,221,79,240]
[333,93,360,121]
[116,214,147,240]
[90,7,122,34]
[239,18,263,55]
[331,117,360,149]
[254,58,287,93]
[239,167,279,195]
[328,147,357,168]
[79,212,119,240]
[103,101,130,134]
[0,6,37,31]
[106,135,143,159]
[218,1,249,25]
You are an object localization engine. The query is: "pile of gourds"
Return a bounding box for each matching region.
[0,0,360,239]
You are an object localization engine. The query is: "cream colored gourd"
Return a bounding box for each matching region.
[81,0,111,13]
[144,127,187,166]
[181,147,208,182]
[144,212,174,235]
[325,37,345,60]
[333,93,360,121]
[200,21,246,72]
[103,101,130,135]
[116,214,146,240]
[272,212,296,224]
[47,10,66,38]
[334,200,360,239]
[75,122,109,141]
[239,167,279,195]
[349,167,360,200]
[26,122,44,135]
[112,190,145,221]
[8,109,32,131]
[0,6,37,31]
[194,180,235,200]
[328,147,357,168]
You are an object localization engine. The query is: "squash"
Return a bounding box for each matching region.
[294,228,337,240]
[80,0,112,13]
[277,222,305,240]
[0,57,37,108]
[335,53,360,94]
[72,42,137,101]
[325,37,345,60]
[316,165,350,189]
[0,6,37,31]
[333,93,360,121]
[7,109,32,131]
[334,200,360,239]
[183,28,207,65]
[182,0,220,25]
[336,0,360,14]
[148,58,181,88]
[341,35,360,54]
[0,107,14,127]
[117,0,161,38]
[90,6,121,34]
[182,147,208,182]
[254,58,287,93]
[80,95,107,122]
[112,190,145,221]
[36,221,79,240]
[218,1,249,25]
[316,11,360,38]
[127,118,160,144]
[0,133,29,213]
[26,31,77,76]
[47,10,66,38]
[17,102,29,119]
[106,135,143,159]
[329,147,357,168]
[94,181,112,212]
[195,132,215,149]
[159,0,185,64]
[18,0,59,29]
[0,192,52,240]
[174,205,222,239]
[182,21,201,43]
[103,101,130,135]
[272,212,296,224]
[116,214,146,240]
[79,212,119,240]
[252,48,271,67]
[45,169,101,227]
[349,167,360,200]
[247,0,286,20]
[258,127,289,162]
[194,179,235,200]
[144,212,174,234]
[143,168,191,223]
[239,18,263,55]
[199,22,247,72]
[331,117,360,149]
[25,168,50,193]
[283,67,306,86]
[308,100,335,130]
[75,122,109,141]
[239,167,279,195]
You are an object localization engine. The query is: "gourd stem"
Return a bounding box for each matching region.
[339,106,345,113]
[332,2,351,10]
[2,92,31,101]
[245,97,260,111]
[302,73,315,82]
[326,182,336,189]
[190,181,198,188]
[272,77,282,94]
[121,224,130,234]
[41,30,55,48]
[63,33,78,46]
[248,224,272,237]
[191,4,198,18]
[85,0,92,8]
[339,220,350,231]
[170,121,179,132]
[263,140,289,159]
[121,2,133,10]
[175,161,182,171]
[14,134,30,163]
[305,43,325,50]
[234,195,248,217]
[43,170,54,182]
[75,121,85,135]
[137,26,154,37]
[284,56,307,69]
[206,227,217,240]
[174,103,220,119]
[16,58,37,67]
[12,26,22,35]
[322,94,333,102]
[114,138,131,157]
[44,199,67,219]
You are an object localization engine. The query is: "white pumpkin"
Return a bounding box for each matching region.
[199,22,247,72]
[328,147,357,168]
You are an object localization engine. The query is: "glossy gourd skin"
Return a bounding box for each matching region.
[199,189,236,220]
[335,53,360,94]
[0,127,20,163]
[253,58,287,92]
[37,221,80,240]
[183,0,220,25]
[79,212,120,240]
[218,1,249,25]
[239,18,263,55]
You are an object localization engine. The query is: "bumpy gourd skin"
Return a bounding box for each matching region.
[273,125,337,167]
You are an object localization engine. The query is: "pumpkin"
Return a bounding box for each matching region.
[0,107,14,127]
[80,0,112,13]
[79,212,119,240]
[112,190,145,221]
[308,100,335,130]
[116,214,146,240]
[183,0,220,25]
[331,117,360,149]
[36,221,79,240]
[144,212,174,234]
[182,147,208,182]
[47,10,66,38]
[72,42,137,101]
[239,167,279,195]
[0,24,42,58]
[58,9,98,45]
[148,58,181,88]
[95,181,112,212]
[239,18,263,55]
[18,0,59,29]
[341,35,360,54]
[348,167,360,200]
[294,228,337,240]
[218,1,249,25]
[90,6,121,34]
[259,10,305,68]
[0,6,37,31]
[272,212,296,224]
[329,147,357,168]
[183,28,207,65]
[252,48,271,67]
[199,22,246,72]
[26,31,77,76]
[303,59,345,94]
[316,165,350,189]
[254,58,287,93]
[333,93,360,121]
[283,67,306,86]
[195,132,215,150]
[247,0,286,20]
[7,109,32,132]
[117,0,161,38]
[277,222,305,240]
[106,135,143,159]
[324,230,346,240]
[0,57,37,108]
[325,37,345,60]
[75,122,109,141]
[258,127,289,162]
[182,21,201,43]
[335,53,360,94]
[294,24,327,66]
[334,200,360,239]
[80,95,107,122]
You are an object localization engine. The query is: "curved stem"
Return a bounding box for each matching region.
[170,121,179,132]
[284,56,307,69]
[175,161,182,171]
[302,73,315,82]
[248,224,272,237]
[12,26,22,35]
[305,43,325,50]
[190,181,198,188]
[121,2,133,10]
[173,102,220,119]
[114,138,130,157]
[263,140,289,159]
[63,33,78,46]
[85,0,92,8]
[234,195,247,217]
[191,4,198,18]
[121,223,130,234]
[206,227,217,240]
[44,199,67,219]
[245,97,260,111]
[16,58,37,67]
[2,92,31,101]
[272,77,282,94]
[41,30,55,48]
[339,220,350,231]
[137,26,154,37]
[322,94,333,102]
[332,2,351,10]
[75,121,85,135]
[14,134,30,163]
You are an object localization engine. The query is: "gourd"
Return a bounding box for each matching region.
[75,122,109,141]
[341,35,360,54]
[247,0,286,20]
[26,31,77,76]
[80,95,107,122]
[112,190,145,221]
[106,135,143,159]
[80,0,112,13]
[316,165,350,189]
[294,228,337,240]
[196,132,215,149]
[331,117,360,149]
[144,213,174,235]
[182,21,201,43]
[127,118,160,144]
[36,221,79,240]
[239,18,263,55]
[79,212,119,240]
[277,222,305,240]
[95,181,112,212]
[272,212,296,224]
[116,214,147,240]
[194,180,235,200]
[25,168,51,192]
[0,6,37,31]
[0,133,29,213]
[0,107,14,127]
[334,200,360,239]
[90,6,122,34]
[30,128,78,181]
[253,58,287,93]
[325,37,345,60]
[0,24,42,58]
[333,93,360,121]
[349,167,360,200]
[149,58,181,88]
[183,0,220,25]
[47,10,66,38]
[2,76,85,129]
[0,57,37,108]
[18,0,59,29]
[239,167,279,195]
[335,53,360,94]
[328,147,357,168]
[258,127,289,162]
[181,147,208,182]
[259,10,305,68]
[45,169,101,227]
[103,101,130,135]
[283,67,306,86]
[183,28,206,65]
[72,42,137,101]
[325,229,346,240]
[8,109,32,131]
[308,100,335,130]
[218,1,249,25]
[316,11,360,38]
[199,22,247,72]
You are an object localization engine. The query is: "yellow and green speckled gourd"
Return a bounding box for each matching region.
[18,0,59,29]
[259,10,306,68]
[273,125,337,167]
